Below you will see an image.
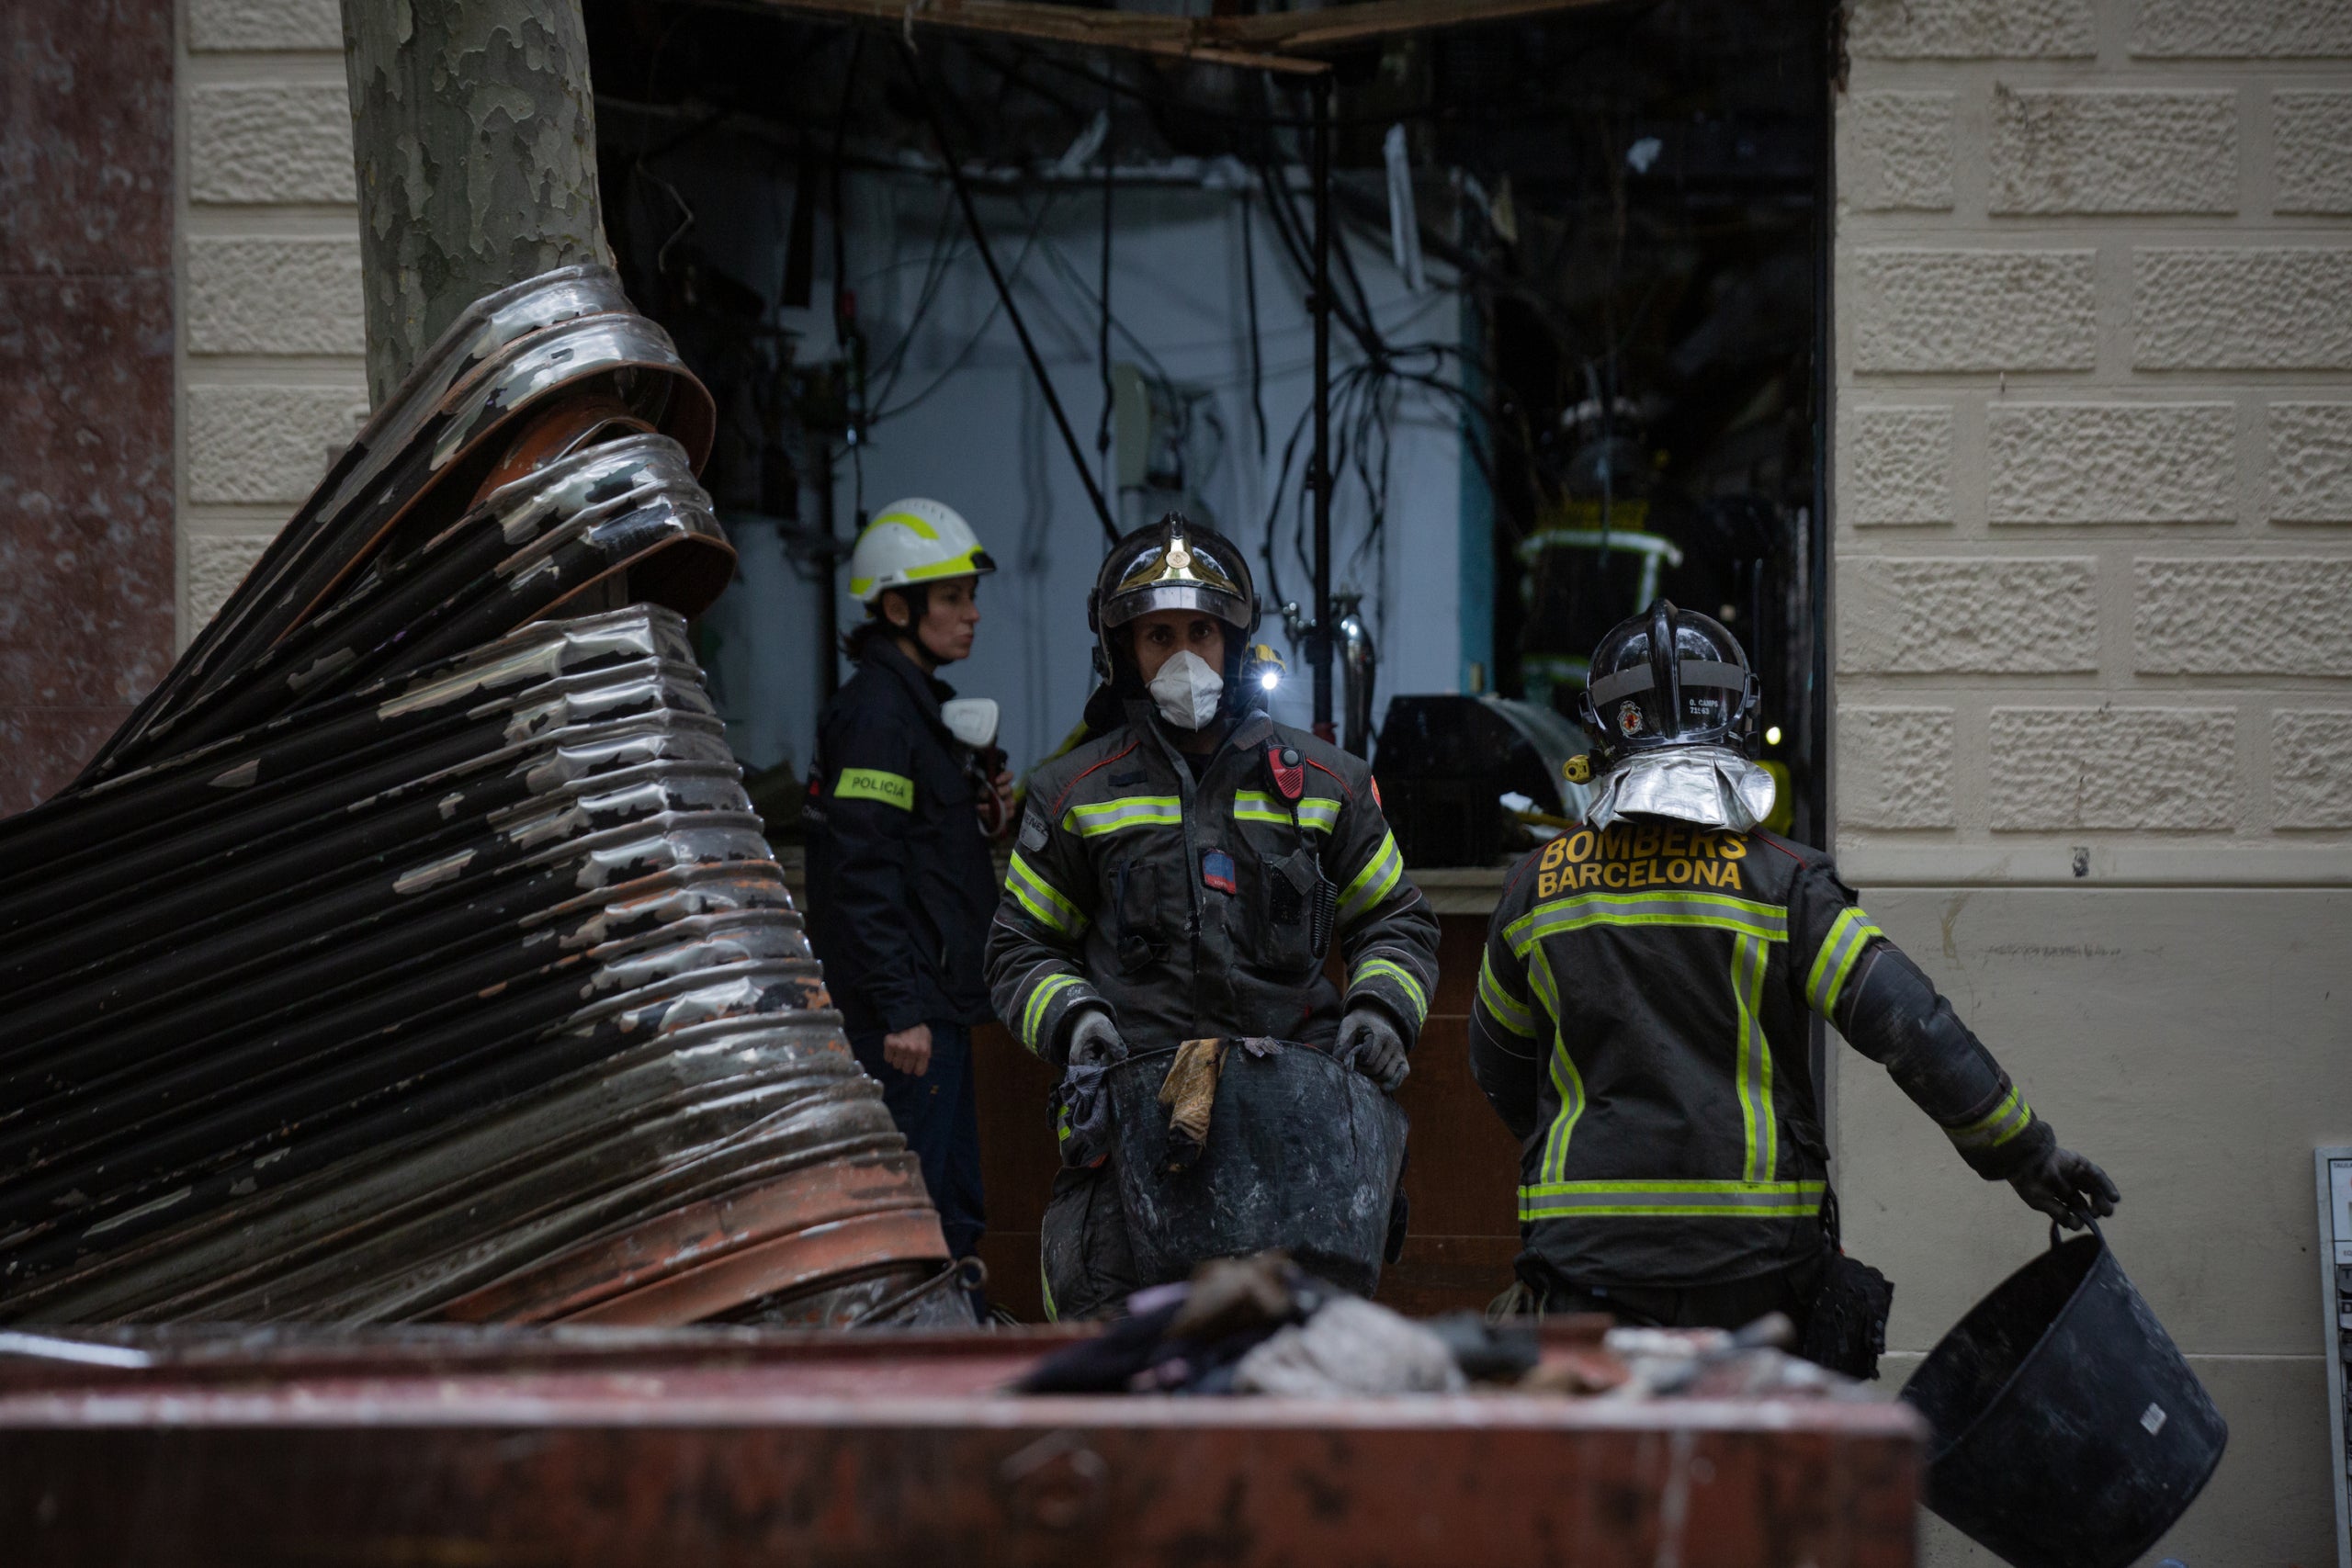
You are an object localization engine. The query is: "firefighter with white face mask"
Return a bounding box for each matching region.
[985,514,1440,1320]
[1469,600,2118,1370]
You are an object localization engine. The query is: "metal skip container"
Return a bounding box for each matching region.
[0,267,956,1329]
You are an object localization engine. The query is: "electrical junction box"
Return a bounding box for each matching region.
[2318,1147,2352,1568]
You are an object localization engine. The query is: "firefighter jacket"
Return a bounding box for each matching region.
[985,704,1440,1066]
[1468,818,2057,1289]
[805,637,999,1038]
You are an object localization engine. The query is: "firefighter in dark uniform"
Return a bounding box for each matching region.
[1470,601,2119,1347]
[985,515,1441,1321]
[806,499,1010,1270]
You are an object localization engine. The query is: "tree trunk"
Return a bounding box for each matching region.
[340,0,611,407]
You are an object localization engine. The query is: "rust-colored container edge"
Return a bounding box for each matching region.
[0,1325,1925,1568]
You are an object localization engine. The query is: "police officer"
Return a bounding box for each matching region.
[986,515,1441,1320]
[806,499,1010,1270]
[1470,600,2119,1345]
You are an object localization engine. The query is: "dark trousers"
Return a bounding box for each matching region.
[1040,1163,1139,1322]
[853,1021,986,1261]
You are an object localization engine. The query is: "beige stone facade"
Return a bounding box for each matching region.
[175,0,362,644]
[1837,1,2351,1561]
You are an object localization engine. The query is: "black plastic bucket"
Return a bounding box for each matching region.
[1900,1224,2226,1568]
[1107,1042,1408,1296]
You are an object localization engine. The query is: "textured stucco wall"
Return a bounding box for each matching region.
[1835,3,2352,1563]
[177,0,366,645]
[1836,0,2352,887]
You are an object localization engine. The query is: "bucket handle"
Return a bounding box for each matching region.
[2048,1214,2105,1251]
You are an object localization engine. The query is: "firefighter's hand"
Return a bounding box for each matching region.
[1065,1008,1126,1070]
[978,770,1016,840]
[2008,1146,2120,1230]
[1340,1007,1409,1092]
[883,1023,933,1077]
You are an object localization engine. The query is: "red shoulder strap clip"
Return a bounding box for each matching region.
[1266,741,1306,803]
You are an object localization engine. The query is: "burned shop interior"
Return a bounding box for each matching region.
[582,0,1833,850]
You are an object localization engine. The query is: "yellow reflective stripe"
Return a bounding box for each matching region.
[1517,1179,1826,1221]
[1338,829,1404,927]
[1805,906,1885,1017]
[867,509,941,541]
[904,546,988,582]
[1732,931,1774,1183]
[1021,972,1085,1054]
[1528,948,1587,1186]
[1040,1254,1058,1323]
[1351,956,1427,1025]
[1232,790,1291,826]
[1065,795,1182,838]
[1234,791,1341,835]
[1005,852,1087,937]
[1476,949,1539,1038]
[834,768,913,810]
[1508,890,1788,953]
[1949,1087,2034,1151]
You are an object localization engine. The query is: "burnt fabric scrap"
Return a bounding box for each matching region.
[1157,1037,1230,1171]
[0,266,956,1329]
[1153,1037,1281,1174]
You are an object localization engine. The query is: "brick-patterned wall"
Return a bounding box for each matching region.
[1834,0,2352,886]
[177,0,365,645]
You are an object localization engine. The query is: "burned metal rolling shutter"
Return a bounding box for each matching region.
[0,266,956,1327]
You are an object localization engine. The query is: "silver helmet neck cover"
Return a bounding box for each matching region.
[1585,745,1778,832]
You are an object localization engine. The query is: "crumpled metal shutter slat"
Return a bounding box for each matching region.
[0,266,955,1328]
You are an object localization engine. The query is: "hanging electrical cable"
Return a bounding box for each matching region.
[899,41,1120,546]
[1097,79,1116,507]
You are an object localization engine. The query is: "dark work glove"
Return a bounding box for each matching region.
[1339,1006,1408,1092]
[1065,1007,1127,1069]
[2008,1145,2120,1230]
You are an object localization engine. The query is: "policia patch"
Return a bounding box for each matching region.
[1533,822,1749,898]
[836,767,914,811]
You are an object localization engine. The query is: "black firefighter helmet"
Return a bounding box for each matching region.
[1088,513,1261,699]
[1576,599,1761,762]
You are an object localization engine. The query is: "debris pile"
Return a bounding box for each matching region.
[1018,1252,1864,1400]
[0,267,956,1328]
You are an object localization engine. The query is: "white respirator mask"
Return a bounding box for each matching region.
[938,696,1000,750]
[1147,650,1225,731]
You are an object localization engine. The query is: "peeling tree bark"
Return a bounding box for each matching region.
[340,0,611,406]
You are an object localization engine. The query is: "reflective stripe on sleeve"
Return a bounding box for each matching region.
[1005,852,1088,937]
[1947,1087,2034,1153]
[1805,905,1886,1018]
[1507,890,1788,953]
[1065,795,1182,838]
[1295,796,1341,834]
[1020,972,1086,1054]
[1517,1179,1826,1222]
[1476,949,1540,1039]
[1338,829,1405,928]
[1351,955,1428,1027]
[834,768,914,810]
